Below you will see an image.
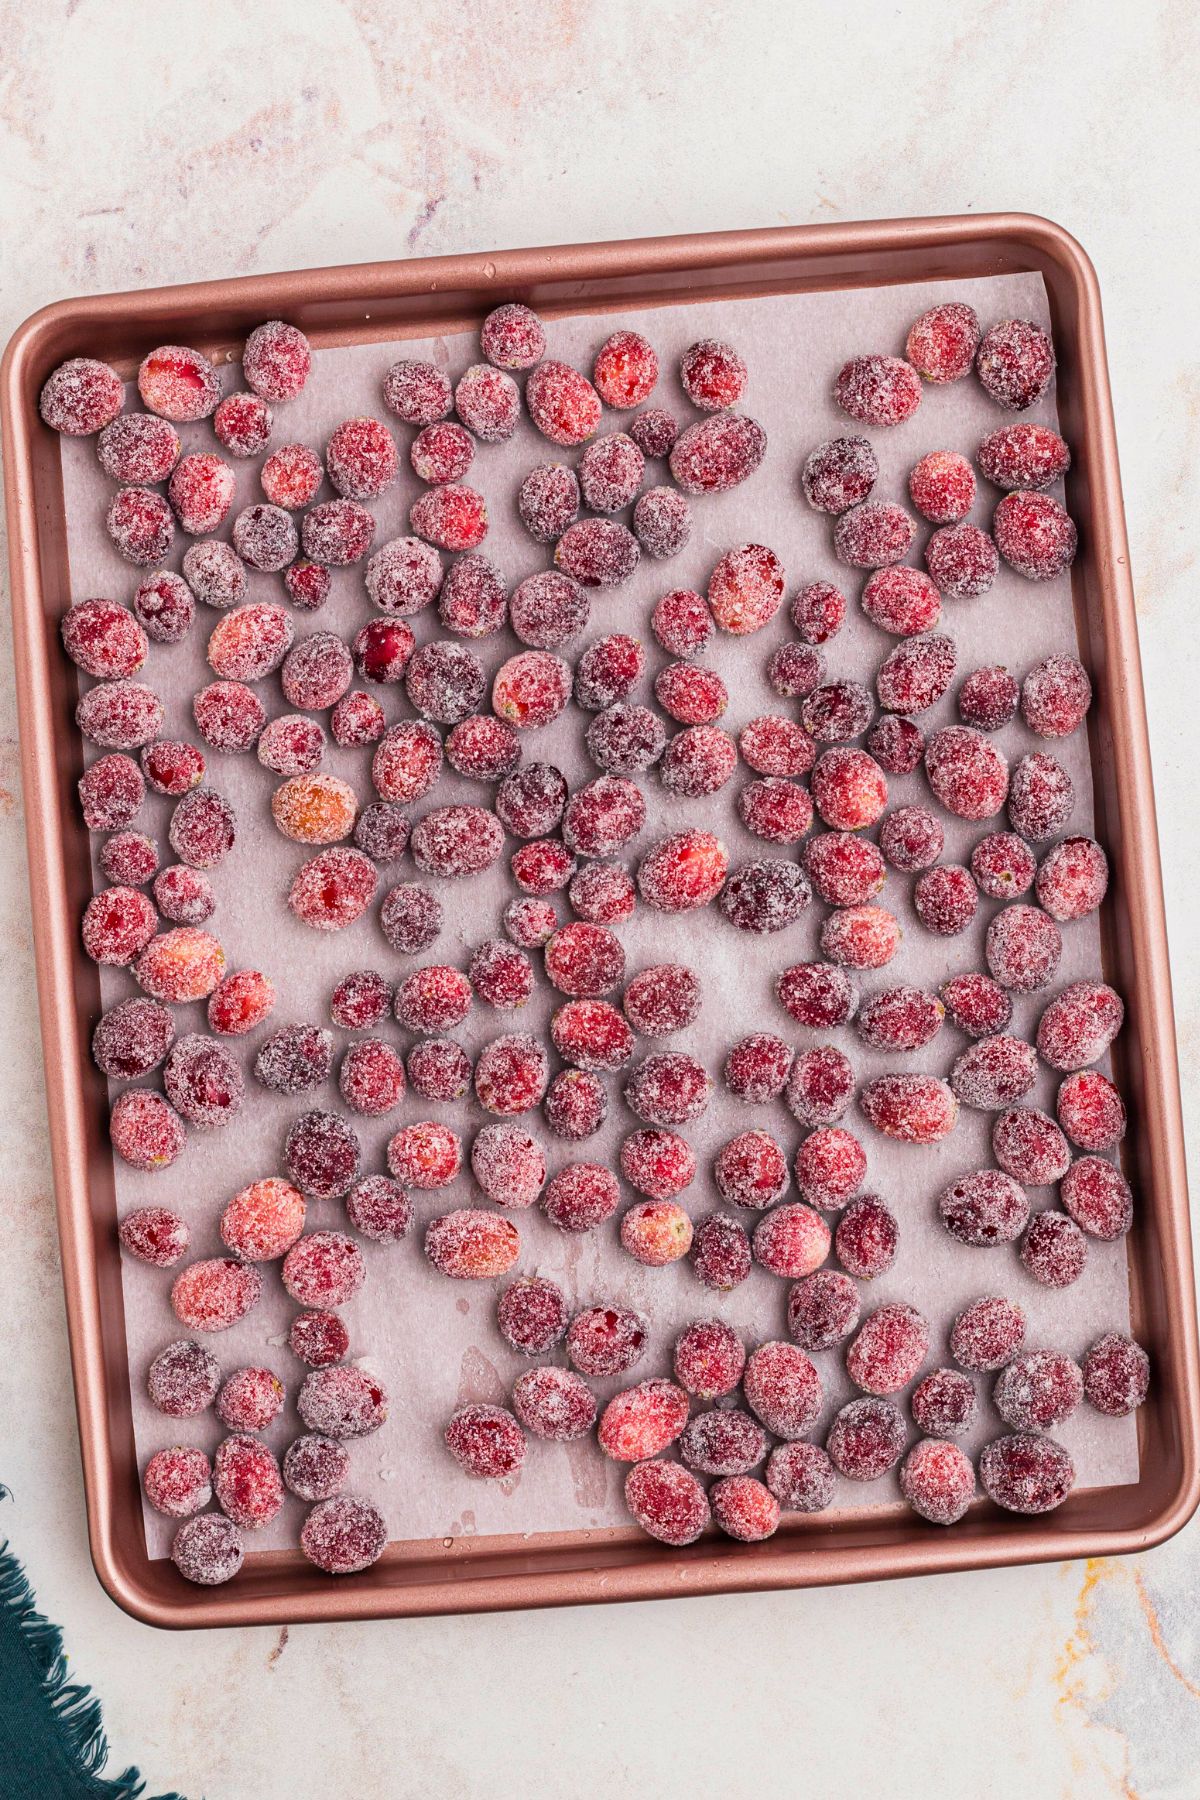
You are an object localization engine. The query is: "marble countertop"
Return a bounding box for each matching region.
[2,2,1198,1794]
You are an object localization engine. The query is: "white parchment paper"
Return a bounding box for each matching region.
[59,270,1137,1561]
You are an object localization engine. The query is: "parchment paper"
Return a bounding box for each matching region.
[59,270,1137,1561]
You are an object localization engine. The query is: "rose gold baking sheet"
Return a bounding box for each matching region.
[59,274,1137,1561]
[4,216,1198,1628]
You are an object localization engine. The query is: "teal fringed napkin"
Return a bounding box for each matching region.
[0,1514,186,1800]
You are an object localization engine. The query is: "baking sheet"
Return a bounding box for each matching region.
[59,270,1137,1561]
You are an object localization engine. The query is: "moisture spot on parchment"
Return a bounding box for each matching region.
[456,1296,470,1315]
[457,1344,505,1406]
[566,1435,609,1511]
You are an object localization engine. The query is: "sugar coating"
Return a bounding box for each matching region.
[254,1025,334,1096]
[681,1408,766,1476]
[802,435,878,514]
[1083,1333,1150,1417]
[289,1307,352,1367]
[980,1434,1074,1515]
[446,1403,528,1478]
[426,1208,519,1279]
[383,359,452,425]
[284,1435,350,1502]
[619,1129,696,1201]
[300,1498,387,1574]
[925,523,998,598]
[148,1339,220,1417]
[951,1296,1026,1371]
[877,635,957,716]
[164,1033,245,1129]
[766,1440,837,1512]
[846,1302,929,1394]
[512,1366,596,1441]
[753,1202,832,1280]
[911,1368,978,1438]
[859,1075,958,1144]
[1022,1210,1088,1288]
[1021,654,1091,736]
[217,1367,285,1433]
[624,1460,710,1546]
[518,464,580,544]
[994,1350,1083,1433]
[543,1068,607,1140]
[950,1034,1037,1109]
[545,1163,621,1233]
[302,499,376,566]
[598,1378,689,1461]
[975,319,1055,411]
[787,1269,861,1351]
[192,680,266,753]
[284,1110,361,1200]
[879,805,944,872]
[986,903,1062,992]
[171,1258,262,1332]
[669,412,766,494]
[454,365,520,443]
[287,848,378,931]
[79,754,146,831]
[526,360,602,446]
[406,1037,472,1103]
[481,304,546,371]
[580,432,645,513]
[497,1276,567,1353]
[708,544,786,636]
[221,1178,306,1261]
[298,1365,388,1438]
[792,580,847,645]
[862,566,942,638]
[568,862,636,924]
[555,519,640,589]
[144,1446,212,1518]
[826,1396,907,1479]
[835,1195,898,1279]
[992,1106,1071,1186]
[906,303,980,383]
[834,354,921,426]
[138,345,220,422]
[346,1177,413,1244]
[77,679,164,750]
[171,1513,244,1586]
[183,540,246,610]
[971,832,1036,899]
[857,985,944,1053]
[939,1170,1029,1247]
[242,321,311,402]
[776,962,858,1029]
[690,1212,752,1292]
[119,1206,189,1268]
[900,1439,976,1525]
[283,1232,366,1309]
[743,1341,823,1437]
[387,1120,462,1189]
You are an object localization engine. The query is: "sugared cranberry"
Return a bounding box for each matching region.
[669,412,766,494]
[859,1075,958,1144]
[1083,1333,1150,1417]
[906,302,980,383]
[242,321,311,402]
[792,580,847,645]
[834,354,921,426]
[802,435,878,513]
[909,450,976,523]
[951,1296,1026,1371]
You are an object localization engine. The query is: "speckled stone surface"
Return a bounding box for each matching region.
[1,4,1198,1796]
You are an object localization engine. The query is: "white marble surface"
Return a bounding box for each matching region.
[1,2,1199,1795]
